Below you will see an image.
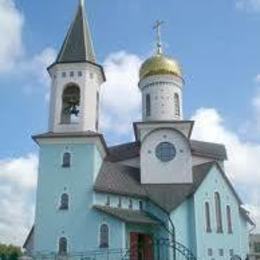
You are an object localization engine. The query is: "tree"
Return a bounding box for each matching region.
[0,244,22,260]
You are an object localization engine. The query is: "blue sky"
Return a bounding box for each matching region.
[1,0,260,245]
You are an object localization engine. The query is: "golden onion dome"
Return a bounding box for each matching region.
[139,54,182,81]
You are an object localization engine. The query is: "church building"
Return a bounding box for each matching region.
[24,1,254,259]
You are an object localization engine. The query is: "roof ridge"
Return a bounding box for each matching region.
[191,139,225,147]
[108,141,139,149]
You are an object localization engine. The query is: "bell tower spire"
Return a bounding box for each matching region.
[56,0,95,63]
[47,1,105,134]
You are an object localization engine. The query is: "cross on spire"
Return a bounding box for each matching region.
[153,20,164,55]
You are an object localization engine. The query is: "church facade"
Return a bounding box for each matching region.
[24,1,254,259]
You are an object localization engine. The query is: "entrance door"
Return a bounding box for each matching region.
[130,232,154,260]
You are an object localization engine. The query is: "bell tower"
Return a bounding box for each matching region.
[48,0,105,133]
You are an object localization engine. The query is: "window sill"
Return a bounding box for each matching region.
[59,208,69,211]
[62,165,70,168]
[99,246,109,249]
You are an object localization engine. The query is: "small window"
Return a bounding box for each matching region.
[215,192,223,233]
[139,201,143,210]
[78,71,82,77]
[229,249,234,256]
[58,237,67,255]
[208,248,213,256]
[70,71,74,77]
[62,72,66,78]
[205,202,212,233]
[118,197,122,208]
[255,242,260,253]
[100,224,109,248]
[60,193,69,210]
[227,206,233,233]
[146,94,151,117]
[174,93,180,116]
[219,249,224,256]
[106,196,110,206]
[129,199,133,209]
[62,152,71,168]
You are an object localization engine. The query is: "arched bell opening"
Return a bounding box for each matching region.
[61,84,81,124]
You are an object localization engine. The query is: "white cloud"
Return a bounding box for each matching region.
[17,47,56,94]
[0,154,38,246]
[0,0,24,72]
[100,51,142,140]
[21,47,56,87]
[236,0,260,12]
[0,0,56,92]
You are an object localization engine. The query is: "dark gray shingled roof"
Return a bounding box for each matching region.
[93,205,159,225]
[94,162,146,198]
[106,140,227,162]
[107,142,140,162]
[190,140,227,160]
[94,161,212,212]
[56,1,95,63]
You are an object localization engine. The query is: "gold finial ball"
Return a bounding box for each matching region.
[139,54,182,81]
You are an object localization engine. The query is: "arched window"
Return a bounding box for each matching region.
[58,237,67,255]
[205,202,212,233]
[215,192,223,233]
[61,84,80,124]
[62,152,71,168]
[174,93,180,116]
[227,205,233,233]
[60,193,69,210]
[146,94,151,117]
[99,224,109,248]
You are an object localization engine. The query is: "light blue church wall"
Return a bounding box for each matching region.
[170,198,196,255]
[193,164,249,259]
[144,201,171,239]
[34,139,125,255]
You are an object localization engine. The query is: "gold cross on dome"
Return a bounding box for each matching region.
[153,20,164,54]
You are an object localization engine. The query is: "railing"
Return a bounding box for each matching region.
[26,239,196,260]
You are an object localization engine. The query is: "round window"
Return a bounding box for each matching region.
[155,142,176,162]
